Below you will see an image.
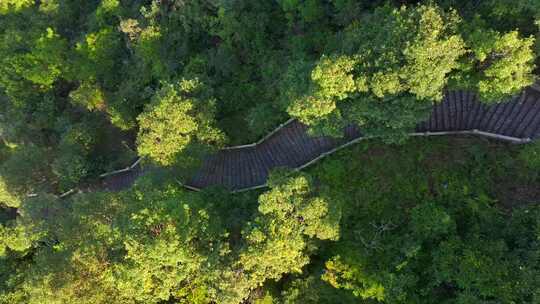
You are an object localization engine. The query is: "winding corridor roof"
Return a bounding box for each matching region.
[102,89,540,192]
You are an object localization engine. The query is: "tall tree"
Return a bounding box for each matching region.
[284,4,466,141]
[136,78,225,167]
[239,172,340,289]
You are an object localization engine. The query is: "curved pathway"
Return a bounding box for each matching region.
[103,89,540,192]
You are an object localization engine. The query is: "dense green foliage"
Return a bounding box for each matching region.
[1,136,539,303]
[314,139,540,303]
[1,0,539,303]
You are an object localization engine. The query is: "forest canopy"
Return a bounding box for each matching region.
[1,0,540,303]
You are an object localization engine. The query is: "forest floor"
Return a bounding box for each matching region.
[305,135,539,213]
